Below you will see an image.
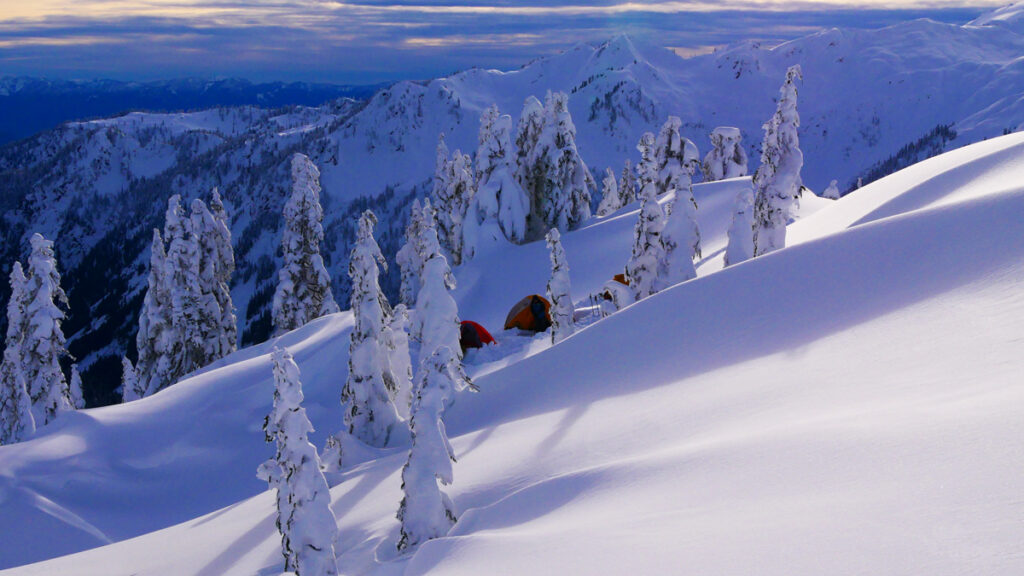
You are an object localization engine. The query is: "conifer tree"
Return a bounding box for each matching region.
[163,194,202,384]
[433,133,450,209]
[136,229,174,397]
[200,189,237,358]
[0,263,35,444]
[823,179,841,200]
[383,304,414,419]
[69,364,85,410]
[260,347,339,576]
[435,150,474,265]
[343,211,401,448]
[596,167,621,216]
[545,229,574,344]
[471,105,528,249]
[396,199,425,307]
[273,153,340,335]
[724,182,756,267]
[397,346,467,552]
[514,95,546,215]
[23,233,72,424]
[624,180,669,300]
[656,117,701,284]
[702,126,748,182]
[536,91,593,235]
[121,356,144,403]
[409,204,460,368]
[621,159,637,202]
[753,65,804,257]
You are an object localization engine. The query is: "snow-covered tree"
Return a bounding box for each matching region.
[537,91,593,235]
[120,356,143,403]
[273,153,340,335]
[193,189,237,360]
[545,229,574,344]
[724,182,756,267]
[468,105,528,254]
[702,127,748,182]
[69,364,85,410]
[396,199,425,307]
[135,229,174,397]
[514,95,546,212]
[823,179,841,200]
[410,206,461,370]
[435,149,474,266]
[319,433,344,474]
[621,159,637,202]
[22,233,72,425]
[596,168,621,216]
[397,346,466,552]
[624,179,669,300]
[753,65,804,257]
[433,133,450,210]
[0,263,35,444]
[383,304,414,420]
[656,117,701,284]
[162,194,203,387]
[343,211,401,448]
[260,347,340,576]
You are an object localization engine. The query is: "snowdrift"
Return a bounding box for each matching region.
[3,133,1024,574]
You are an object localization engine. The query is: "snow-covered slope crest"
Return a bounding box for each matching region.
[3,132,1024,574]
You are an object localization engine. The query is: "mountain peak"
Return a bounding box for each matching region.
[968,1,1024,30]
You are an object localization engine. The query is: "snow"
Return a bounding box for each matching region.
[3,90,1024,576]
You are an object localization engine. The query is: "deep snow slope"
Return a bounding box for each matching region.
[2,132,1023,574]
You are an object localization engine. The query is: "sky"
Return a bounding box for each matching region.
[0,1,1005,85]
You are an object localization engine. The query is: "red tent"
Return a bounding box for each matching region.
[460,320,496,351]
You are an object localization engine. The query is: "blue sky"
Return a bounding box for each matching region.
[0,1,1001,84]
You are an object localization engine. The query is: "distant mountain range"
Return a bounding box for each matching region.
[1,3,1023,406]
[0,77,384,144]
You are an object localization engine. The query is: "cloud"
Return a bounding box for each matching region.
[0,1,1003,83]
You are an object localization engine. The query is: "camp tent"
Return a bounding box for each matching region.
[460,320,496,351]
[504,294,552,332]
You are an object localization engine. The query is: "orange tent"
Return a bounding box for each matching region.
[504,294,552,332]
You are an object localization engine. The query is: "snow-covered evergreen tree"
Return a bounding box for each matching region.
[135,229,174,397]
[433,132,450,210]
[514,95,545,219]
[537,91,593,234]
[22,233,72,424]
[397,346,466,552]
[162,194,202,388]
[319,433,344,474]
[621,159,637,202]
[656,116,701,284]
[724,182,756,267]
[273,153,340,335]
[435,149,474,265]
[69,364,85,410]
[383,304,414,420]
[753,65,804,257]
[0,262,35,444]
[413,251,463,386]
[624,180,669,300]
[260,347,339,576]
[120,356,143,403]
[596,167,621,216]
[545,229,575,344]
[343,211,401,448]
[469,105,528,252]
[396,199,425,307]
[823,179,841,200]
[702,127,747,182]
[194,189,237,360]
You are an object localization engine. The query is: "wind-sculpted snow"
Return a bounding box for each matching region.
[3,132,1024,574]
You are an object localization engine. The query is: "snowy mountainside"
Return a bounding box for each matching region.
[2,6,1024,406]
[2,132,1023,574]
